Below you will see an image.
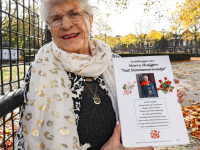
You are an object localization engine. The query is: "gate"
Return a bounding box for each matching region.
[0,0,51,149]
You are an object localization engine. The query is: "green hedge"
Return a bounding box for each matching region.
[25,55,35,62]
[118,53,191,61]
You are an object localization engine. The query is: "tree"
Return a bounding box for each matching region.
[173,0,200,56]
[1,1,18,48]
[198,38,200,48]
[147,30,162,41]
[151,29,170,52]
[93,13,112,43]
[106,36,119,49]
[120,34,137,48]
[93,34,119,49]
[1,0,44,52]
[133,20,154,52]
[154,36,169,52]
[97,0,129,11]
[93,34,105,42]
[97,0,170,16]
[169,13,188,53]
[143,0,171,21]
[146,30,162,53]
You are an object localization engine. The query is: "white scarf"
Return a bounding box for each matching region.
[21,38,119,150]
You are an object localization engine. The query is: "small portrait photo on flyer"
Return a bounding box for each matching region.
[136,73,158,98]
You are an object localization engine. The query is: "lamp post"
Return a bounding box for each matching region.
[162,29,165,53]
[104,33,107,43]
[147,40,150,53]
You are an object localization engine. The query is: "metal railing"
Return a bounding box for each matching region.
[0,0,51,149]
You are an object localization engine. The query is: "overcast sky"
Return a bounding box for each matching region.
[2,0,184,37]
[92,0,185,36]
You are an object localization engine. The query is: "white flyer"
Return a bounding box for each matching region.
[113,55,190,147]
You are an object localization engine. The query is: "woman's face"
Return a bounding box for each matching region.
[49,1,93,54]
[144,77,148,82]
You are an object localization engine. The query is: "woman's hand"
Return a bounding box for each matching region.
[100,122,154,150]
[174,78,185,104]
[177,88,185,104]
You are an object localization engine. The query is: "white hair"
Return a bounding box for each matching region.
[143,75,148,79]
[39,0,96,22]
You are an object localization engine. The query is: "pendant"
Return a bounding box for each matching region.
[85,78,93,82]
[93,94,101,105]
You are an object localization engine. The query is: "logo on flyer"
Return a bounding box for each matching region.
[150,130,160,139]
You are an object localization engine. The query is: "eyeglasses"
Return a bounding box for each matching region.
[47,7,90,27]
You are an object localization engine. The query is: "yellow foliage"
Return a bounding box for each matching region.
[174,0,200,28]
[97,0,129,12]
[138,33,146,40]
[106,36,119,49]
[93,34,105,42]
[121,34,137,47]
[93,34,119,49]
[147,30,162,40]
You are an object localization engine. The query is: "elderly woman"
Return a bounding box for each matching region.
[15,0,185,150]
[140,75,157,98]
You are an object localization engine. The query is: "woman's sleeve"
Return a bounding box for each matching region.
[23,65,32,103]
[14,65,32,150]
[150,82,157,96]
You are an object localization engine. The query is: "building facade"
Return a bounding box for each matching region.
[112,37,200,56]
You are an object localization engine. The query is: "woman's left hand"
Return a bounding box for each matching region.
[100,122,154,150]
[174,78,185,104]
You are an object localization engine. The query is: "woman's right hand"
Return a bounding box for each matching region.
[100,122,154,150]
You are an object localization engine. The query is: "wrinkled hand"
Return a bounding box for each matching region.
[177,88,185,104]
[100,122,154,150]
[174,78,185,104]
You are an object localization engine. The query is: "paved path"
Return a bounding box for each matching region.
[155,58,200,150]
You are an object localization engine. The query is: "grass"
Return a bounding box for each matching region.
[0,65,30,84]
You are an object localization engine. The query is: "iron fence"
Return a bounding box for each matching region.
[0,0,51,149]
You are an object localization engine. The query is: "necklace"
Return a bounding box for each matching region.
[85,77,93,82]
[85,82,101,105]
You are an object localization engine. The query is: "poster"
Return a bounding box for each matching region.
[113,56,189,147]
